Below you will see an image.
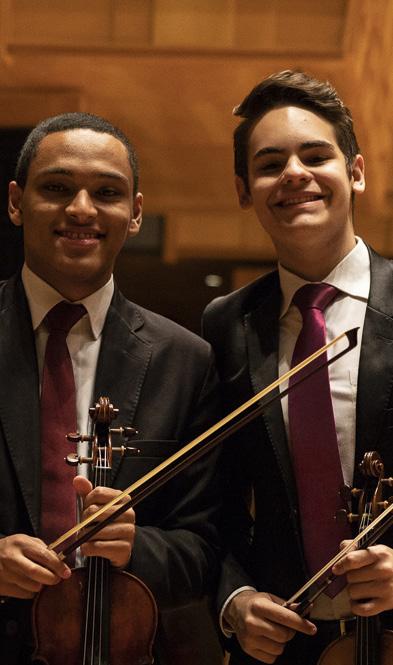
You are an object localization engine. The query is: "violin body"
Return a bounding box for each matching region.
[318,629,393,664]
[32,567,157,665]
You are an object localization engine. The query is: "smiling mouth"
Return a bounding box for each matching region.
[277,194,324,207]
[56,230,104,240]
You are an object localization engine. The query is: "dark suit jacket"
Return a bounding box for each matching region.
[0,274,223,665]
[203,246,393,664]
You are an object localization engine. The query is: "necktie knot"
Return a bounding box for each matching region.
[45,301,86,335]
[293,283,338,315]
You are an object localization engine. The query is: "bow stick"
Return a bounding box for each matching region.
[285,498,393,616]
[50,327,359,558]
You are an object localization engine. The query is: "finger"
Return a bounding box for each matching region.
[82,503,135,526]
[333,548,377,575]
[0,581,38,599]
[82,486,130,508]
[254,601,316,636]
[348,579,392,601]
[81,523,134,542]
[5,538,71,581]
[13,555,70,587]
[243,641,286,664]
[81,539,132,567]
[28,544,72,580]
[73,475,93,499]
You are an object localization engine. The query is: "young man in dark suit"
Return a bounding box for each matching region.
[0,113,223,664]
[203,70,393,664]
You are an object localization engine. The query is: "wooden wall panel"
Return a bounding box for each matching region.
[164,209,275,262]
[0,88,83,125]
[0,0,391,262]
[234,0,348,53]
[154,0,232,49]
[112,0,153,46]
[7,0,349,55]
[12,0,112,46]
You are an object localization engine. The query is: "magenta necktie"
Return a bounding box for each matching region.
[288,283,351,596]
[40,301,86,547]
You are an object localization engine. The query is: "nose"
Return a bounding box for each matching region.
[65,190,97,223]
[281,156,312,185]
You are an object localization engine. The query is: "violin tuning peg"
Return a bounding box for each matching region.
[123,427,138,439]
[335,509,359,524]
[381,477,393,488]
[339,484,354,502]
[109,426,138,439]
[65,453,81,466]
[125,446,141,456]
[335,509,349,524]
[66,432,81,443]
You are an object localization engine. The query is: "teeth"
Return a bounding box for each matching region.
[280,195,321,206]
[60,231,98,239]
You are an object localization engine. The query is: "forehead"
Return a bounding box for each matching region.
[248,105,339,153]
[27,128,133,182]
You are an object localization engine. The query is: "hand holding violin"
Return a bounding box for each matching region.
[73,475,136,568]
[0,533,71,598]
[333,542,393,616]
[224,589,316,664]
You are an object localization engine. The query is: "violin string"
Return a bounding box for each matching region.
[50,329,357,553]
[358,505,372,665]
[98,443,105,665]
[91,459,99,665]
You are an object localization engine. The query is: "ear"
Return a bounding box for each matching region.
[235,175,252,209]
[8,181,24,227]
[128,192,143,237]
[351,154,365,194]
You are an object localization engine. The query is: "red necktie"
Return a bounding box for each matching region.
[40,301,86,547]
[288,283,351,596]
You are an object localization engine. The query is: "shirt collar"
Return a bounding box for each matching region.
[22,264,114,339]
[279,237,370,319]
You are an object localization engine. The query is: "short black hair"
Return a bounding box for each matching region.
[234,70,360,192]
[15,112,139,194]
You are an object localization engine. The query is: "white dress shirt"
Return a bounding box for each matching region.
[22,264,114,563]
[222,237,370,628]
[278,236,370,619]
[22,264,114,439]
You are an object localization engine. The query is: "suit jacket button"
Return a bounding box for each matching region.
[5,620,18,637]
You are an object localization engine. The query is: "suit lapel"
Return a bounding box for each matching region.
[355,249,393,478]
[93,290,152,481]
[244,273,298,508]
[0,277,41,534]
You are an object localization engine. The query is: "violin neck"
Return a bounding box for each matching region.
[83,458,112,664]
[355,615,381,665]
[355,506,381,665]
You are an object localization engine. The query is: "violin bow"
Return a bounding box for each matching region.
[50,326,359,558]
[285,499,393,616]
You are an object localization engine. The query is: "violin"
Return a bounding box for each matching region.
[317,451,393,665]
[32,397,157,665]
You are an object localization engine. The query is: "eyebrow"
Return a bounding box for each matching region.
[37,167,129,183]
[253,140,336,161]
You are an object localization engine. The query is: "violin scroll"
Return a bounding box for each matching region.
[335,451,393,526]
[65,396,140,467]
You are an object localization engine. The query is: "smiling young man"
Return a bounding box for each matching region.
[0,113,223,664]
[203,71,393,664]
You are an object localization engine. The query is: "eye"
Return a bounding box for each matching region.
[96,187,120,198]
[306,155,328,165]
[43,182,69,192]
[256,161,284,174]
